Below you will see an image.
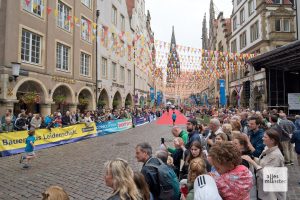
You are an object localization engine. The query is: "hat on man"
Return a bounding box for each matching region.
[187,118,198,126]
[194,175,222,200]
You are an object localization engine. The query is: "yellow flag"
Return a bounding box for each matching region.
[54,9,58,17]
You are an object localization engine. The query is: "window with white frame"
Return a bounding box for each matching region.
[248,0,255,16]
[81,17,91,42]
[81,0,91,8]
[112,62,117,80]
[102,57,107,78]
[231,39,237,53]
[120,66,125,82]
[237,0,242,5]
[127,69,131,85]
[233,16,237,31]
[56,43,70,71]
[250,21,259,42]
[283,19,290,32]
[80,52,90,76]
[121,14,125,31]
[112,5,117,25]
[22,0,44,17]
[240,8,245,25]
[57,1,71,31]
[21,29,42,64]
[240,31,247,49]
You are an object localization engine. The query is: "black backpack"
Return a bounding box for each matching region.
[146,158,180,200]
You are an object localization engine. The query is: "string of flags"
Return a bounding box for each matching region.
[154,40,258,96]
[21,0,156,74]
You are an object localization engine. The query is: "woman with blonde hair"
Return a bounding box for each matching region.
[230,120,242,132]
[42,186,69,200]
[222,123,233,141]
[104,158,141,200]
[182,157,208,200]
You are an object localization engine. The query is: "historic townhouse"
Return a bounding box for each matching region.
[228,0,296,110]
[0,0,96,115]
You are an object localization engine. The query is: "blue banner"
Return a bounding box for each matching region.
[219,79,226,106]
[204,94,210,106]
[133,116,149,126]
[150,87,155,101]
[157,91,161,106]
[96,119,133,136]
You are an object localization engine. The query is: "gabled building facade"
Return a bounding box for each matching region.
[228,0,296,110]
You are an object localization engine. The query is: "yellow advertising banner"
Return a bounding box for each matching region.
[0,123,97,155]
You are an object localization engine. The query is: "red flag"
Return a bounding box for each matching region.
[47,7,52,15]
[25,0,30,6]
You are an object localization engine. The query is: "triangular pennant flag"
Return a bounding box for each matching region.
[47,7,52,15]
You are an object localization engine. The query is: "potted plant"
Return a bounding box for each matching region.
[20,92,37,104]
[79,98,89,106]
[53,95,66,104]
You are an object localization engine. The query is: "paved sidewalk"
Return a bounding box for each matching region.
[0,122,299,199]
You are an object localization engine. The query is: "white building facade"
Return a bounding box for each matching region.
[97,0,134,109]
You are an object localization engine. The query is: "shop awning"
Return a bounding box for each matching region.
[247,40,300,71]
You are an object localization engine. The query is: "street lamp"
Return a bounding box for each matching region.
[9,62,21,82]
[95,9,100,109]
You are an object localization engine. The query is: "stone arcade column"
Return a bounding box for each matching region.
[0,100,17,115]
[40,103,52,117]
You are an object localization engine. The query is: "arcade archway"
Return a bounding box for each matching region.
[52,85,73,114]
[125,93,133,108]
[15,80,46,114]
[112,91,122,109]
[98,89,109,109]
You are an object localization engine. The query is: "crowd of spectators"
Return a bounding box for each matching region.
[0,107,161,133]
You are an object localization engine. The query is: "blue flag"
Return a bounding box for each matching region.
[219,79,226,106]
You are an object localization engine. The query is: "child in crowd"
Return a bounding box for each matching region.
[42,186,70,200]
[20,129,36,168]
[172,111,177,126]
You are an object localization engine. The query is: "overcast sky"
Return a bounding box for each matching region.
[145,0,233,48]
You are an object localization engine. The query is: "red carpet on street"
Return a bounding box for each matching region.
[156,109,188,125]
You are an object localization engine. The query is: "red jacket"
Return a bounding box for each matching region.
[214,165,253,200]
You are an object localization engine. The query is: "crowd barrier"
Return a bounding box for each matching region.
[96,118,133,136]
[0,123,97,157]
[0,114,157,157]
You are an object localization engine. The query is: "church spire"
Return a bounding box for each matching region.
[202,13,208,50]
[167,26,180,85]
[171,26,176,46]
[209,0,216,50]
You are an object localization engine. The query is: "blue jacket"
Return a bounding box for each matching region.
[185,130,200,150]
[291,119,300,154]
[249,128,265,157]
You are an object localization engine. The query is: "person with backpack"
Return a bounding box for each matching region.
[135,142,180,200]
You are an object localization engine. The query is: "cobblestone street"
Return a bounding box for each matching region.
[0,122,300,199]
